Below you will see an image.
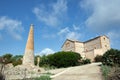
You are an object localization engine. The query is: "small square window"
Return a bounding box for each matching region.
[66,43,70,47]
[104,38,105,40]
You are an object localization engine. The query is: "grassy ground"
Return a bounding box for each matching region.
[12,75,51,80]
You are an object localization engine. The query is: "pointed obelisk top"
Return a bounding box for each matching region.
[25,24,34,50]
[30,24,34,28]
[23,24,34,66]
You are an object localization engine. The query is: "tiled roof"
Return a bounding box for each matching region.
[61,35,109,48]
[66,39,82,43]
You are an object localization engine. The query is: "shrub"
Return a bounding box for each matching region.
[94,55,103,62]
[47,51,82,68]
[81,58,91,64]
[12,58,22,66]
[1,54,23,66]
[101,65,111,80]
[102,49,120,66]
[42,64,56,70]
[2,53,13,64]
[108,67,120,80]
[39,55,49,67]
[101,65,120,80]
[11,55,23,66]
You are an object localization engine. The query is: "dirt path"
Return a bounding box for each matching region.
[49,63,103,80]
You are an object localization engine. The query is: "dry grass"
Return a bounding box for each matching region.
[107,67,120,80]
[101,65,120,80]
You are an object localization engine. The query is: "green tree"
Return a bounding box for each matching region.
[12,55,23,66]
[47,51,82,68]
[2,53,13,64]
[81,58,91,64]
[39,55,49,66]
[94,55,103,62]
[1,54,23,66]
[102,49,120,66]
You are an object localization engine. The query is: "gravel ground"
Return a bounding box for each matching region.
[49,63,103,80]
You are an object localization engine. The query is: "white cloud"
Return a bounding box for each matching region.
[58,27,69,35]
[39,48,55,55]
[33,0,67,27]
[66,32,80,40]
[42,24,81,39]
[0,16,24,40]
[107,31,120,49]
[80,0,120,49]
[80,0,120,33]
[107,32,120,40]
[58,27,81,40]
[73,24,80,30]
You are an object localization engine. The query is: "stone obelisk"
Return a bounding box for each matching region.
[23,24,34,66]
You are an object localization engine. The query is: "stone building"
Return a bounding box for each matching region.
[61,35,110,61]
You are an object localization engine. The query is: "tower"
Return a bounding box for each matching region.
[23,24,34,66]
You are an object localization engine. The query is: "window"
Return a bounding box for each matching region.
[104,37,105,40]
[66,42,70,47]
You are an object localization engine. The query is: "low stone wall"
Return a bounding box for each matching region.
[5,68,40,80]
[3,64,44,80]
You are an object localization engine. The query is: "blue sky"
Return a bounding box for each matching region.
[0,0,120,56]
